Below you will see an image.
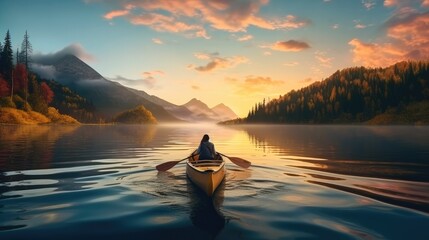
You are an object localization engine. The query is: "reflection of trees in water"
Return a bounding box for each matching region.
[0,125,79,171]
[240,125,429,163]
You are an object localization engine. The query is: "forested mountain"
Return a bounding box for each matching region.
[44,79,96,122]
[239,61,429,124]
[37,54,179,122]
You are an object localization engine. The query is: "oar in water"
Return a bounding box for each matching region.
[156,156,190,171]
[218,152,251,168]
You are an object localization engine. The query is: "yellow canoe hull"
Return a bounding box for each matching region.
[186,153,226,196]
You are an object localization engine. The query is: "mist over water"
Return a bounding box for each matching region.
[1,124,428,239]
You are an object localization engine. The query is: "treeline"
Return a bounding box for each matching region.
[0,30,54,114]
[243,61,429,124]
[0,30,94,123]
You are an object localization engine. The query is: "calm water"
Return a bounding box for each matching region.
[1,124,428,239]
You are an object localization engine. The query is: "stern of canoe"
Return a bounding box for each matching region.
[186,152,225,196]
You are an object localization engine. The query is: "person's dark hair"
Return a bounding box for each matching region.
[200,134,209,144]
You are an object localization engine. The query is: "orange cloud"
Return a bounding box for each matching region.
[269,40,310,52]
[349,39,407,67]
[226,75,285,95]
[128,13,209,39]
[104,9,130,19]
[315,51,333,68]
[349,10,429,67]
[96,0,309,38]
[192,55,249,72]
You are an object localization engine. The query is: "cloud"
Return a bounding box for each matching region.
[348,38,407,67]
[92,0,309,38]
[226,75,284,95]
[332,24,340,29]
[109,71,164,89]
[362,0,376,9]
[32,43,94,65]
[30,64,57,80]
[301,77,313,83]
[315,51,333,67]
[237,34,253,42]
[104,9,130,19]
[152,38,163,44]
[383,0,429,7]
[355,23,367,29]
[129,13,210,39]
[349,9,429,67]
[191,53,248,72]
[268,40,310,52]
[283,62,299,67]
[30,44,94,79]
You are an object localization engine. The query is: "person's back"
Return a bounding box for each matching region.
[198,134,216,160]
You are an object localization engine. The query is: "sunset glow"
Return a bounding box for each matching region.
[1,0,428,116]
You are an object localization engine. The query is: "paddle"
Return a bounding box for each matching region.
[218,152,251,168]
[156,155,193,171]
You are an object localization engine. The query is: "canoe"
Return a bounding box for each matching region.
[186,151,226,196]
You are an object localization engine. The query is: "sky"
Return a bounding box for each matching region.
[1,0,428,117]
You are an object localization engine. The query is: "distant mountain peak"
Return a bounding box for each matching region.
[184,98,210,109]
[214,103,227,108]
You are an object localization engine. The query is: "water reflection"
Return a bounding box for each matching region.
[187,179,226,238]
[233,125,429,181]
[232,124,429,214]
[1,124,429,239]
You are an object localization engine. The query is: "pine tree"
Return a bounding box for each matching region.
[0,30,14,83]
[20,31,32,70]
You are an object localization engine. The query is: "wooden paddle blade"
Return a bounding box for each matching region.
[228,156,251,168]
[156,160,181,171]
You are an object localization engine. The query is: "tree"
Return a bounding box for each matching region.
[20,31,32,69]
[40,82,54,104]
[28,75,47,113]
[0,30,13,83]
[0,74,10,97]
[14,64,28,99]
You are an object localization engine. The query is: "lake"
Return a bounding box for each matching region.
[1,124,428,239]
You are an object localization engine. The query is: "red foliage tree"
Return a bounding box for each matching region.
[40,82,54,104]
[13,64,28,95]
[0,74,10,97]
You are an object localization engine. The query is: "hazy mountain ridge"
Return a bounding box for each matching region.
[32,54,238,122]
[183,98,238,122]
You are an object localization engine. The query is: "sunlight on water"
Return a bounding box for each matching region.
[1,124,429,239]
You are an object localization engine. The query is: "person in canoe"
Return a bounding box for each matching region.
[197,134,217,160]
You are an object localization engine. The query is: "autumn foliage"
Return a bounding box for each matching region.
[13,64,28,95]
[40,82,54,104]
[244,61,429,124]
[0,75,10,97]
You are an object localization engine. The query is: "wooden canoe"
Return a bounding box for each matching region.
[186,151,226,196]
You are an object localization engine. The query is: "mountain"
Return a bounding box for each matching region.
[33,55,179,122]
[211,103,239,121]
[32,54,238,123]
[126,88,195,122]
[182,98,238,122]
[224,61,429,124]
[128,89,238,122]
